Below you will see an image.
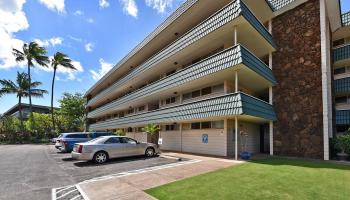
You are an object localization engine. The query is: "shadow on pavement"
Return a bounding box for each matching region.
[72,155,161,167]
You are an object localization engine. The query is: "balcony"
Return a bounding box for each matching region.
[89,92,276,130]
[335,77,350,95]
[87,0,275,108]
[342,11,350,27]
[334,44,350,66]
[87,44,276,118]
[336,110,350,125]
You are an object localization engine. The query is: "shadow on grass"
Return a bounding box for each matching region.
[73,155,161,167]
[248,156,350,171]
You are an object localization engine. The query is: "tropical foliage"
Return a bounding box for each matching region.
[0,72,47,132]
[13,42,50,130]
[50,52,75,129]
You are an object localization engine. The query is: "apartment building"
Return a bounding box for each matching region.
[334,11,350,135]
[85,0,344,160]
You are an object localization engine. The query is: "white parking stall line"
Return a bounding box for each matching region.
[52,159,201,200]
[80,159,201,184]
[76,184,90,200]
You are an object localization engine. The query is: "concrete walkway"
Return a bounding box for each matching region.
[79,153,243,200]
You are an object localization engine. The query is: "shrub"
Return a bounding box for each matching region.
[334,133,350,154]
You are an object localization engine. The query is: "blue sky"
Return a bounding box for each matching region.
[0,0,185,113]
[0,0,350,114]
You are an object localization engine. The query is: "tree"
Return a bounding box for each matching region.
[142,124,160,144]
[13,42,49,130]
[0,72,47,132]
[58,92,86,131]
[50,52,76,130]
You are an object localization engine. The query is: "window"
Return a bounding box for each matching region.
[127,108,134,114]
[183,92,192,101]
[191,122,201,129]
[165,97,176,104]
[212,121,224,129]
[212,84,224,93]
[201,122,212,129]
[333,39,345,47]
[119,112,124,118]
[335,96,348,104]
[127,127,133,132]
[165,124,177,131]
[120,137,137,144]
[334,67,346,75]
[201,87,212,96]
[104,137,120,144]
[67,134,88,138]
[138,106,145,112]
[192,90,200,98]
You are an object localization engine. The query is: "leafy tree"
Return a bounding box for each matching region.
[50,52,76,130]
[0,72,47,132]
[58,92,86,131]
[13,42,49,130]
[142,124,160,135]
[142,124,160,144]
[115,129,126,136]
[25,113,52,137]
[0,116,20,142]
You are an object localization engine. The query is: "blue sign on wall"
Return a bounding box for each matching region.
[202,134,208,144]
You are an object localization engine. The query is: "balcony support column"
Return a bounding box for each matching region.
[269,121,273,156]
[234,26,238,45]
[235,71,238,93]
[235,116,238,160]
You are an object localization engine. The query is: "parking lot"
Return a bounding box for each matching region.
[0,145,182,200]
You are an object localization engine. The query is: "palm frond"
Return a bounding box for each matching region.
[30,89,48,97]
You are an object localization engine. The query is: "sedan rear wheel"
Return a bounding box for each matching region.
[145,147,155,157]
[93,151,108,164]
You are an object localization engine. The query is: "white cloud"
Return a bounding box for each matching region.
[38,0,65,13]
[73,10,83,16]
[99,0,110,8]
[145,0,177,14]
[37,58,84,81]
[68,35,83,42]
[90,58,113,81]
[0,0,28,69]
[85,43,94,52]
[87,18,95,23]
[34,37,63,47]
[120,0,138,18]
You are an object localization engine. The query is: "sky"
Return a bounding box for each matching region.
[0,0,185,114]
[1,0,350,114]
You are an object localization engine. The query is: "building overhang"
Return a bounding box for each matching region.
[89,92,276,130]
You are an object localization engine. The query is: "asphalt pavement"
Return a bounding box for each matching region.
[0,144,179,200]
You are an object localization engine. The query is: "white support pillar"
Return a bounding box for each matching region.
[234,26,238,45]
[180,123,183,152]
[269,121,273,156]
[235,71,238,93]
[268,19,272,34]
[235,116,238,160]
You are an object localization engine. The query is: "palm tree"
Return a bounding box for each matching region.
[13,42,49,130]
[0,72,48,132]
[50,52,75,129]
[142,124,160,144]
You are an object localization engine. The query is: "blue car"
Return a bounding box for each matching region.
[55,132,112,152]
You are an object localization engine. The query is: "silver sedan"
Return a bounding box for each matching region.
[71,136,160,164]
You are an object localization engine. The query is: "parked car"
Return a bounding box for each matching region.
[71,136,160,164]
[55,132,112,152]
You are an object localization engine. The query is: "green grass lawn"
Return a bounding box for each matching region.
[145,158,350,200]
